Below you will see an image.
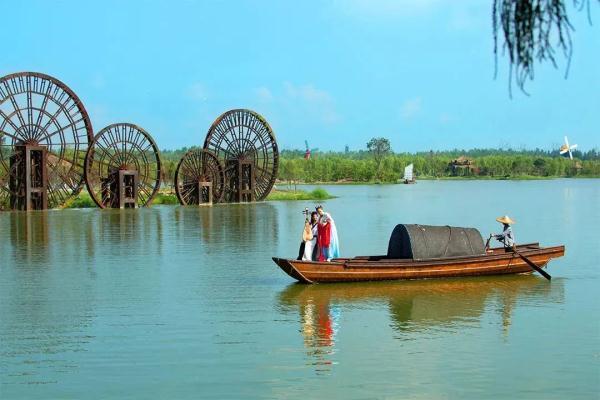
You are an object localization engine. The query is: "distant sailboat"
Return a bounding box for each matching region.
[403,163,416,184]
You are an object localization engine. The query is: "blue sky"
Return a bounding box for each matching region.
[4,0,599,152]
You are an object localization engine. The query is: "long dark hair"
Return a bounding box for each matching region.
[310,211,318,224]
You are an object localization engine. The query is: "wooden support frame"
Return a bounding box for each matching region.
[118,170,139,209]
[101,169,139,208]
[198,181,213,205]
[237,159,255,203]
[9,145,48,211]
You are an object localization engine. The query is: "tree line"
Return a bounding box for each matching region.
[276,151,600,184]
[157,144,600,187]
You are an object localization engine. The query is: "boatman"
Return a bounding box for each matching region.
[491,215,516,251]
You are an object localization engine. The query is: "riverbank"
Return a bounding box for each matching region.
[63,191,180,208]
[278,174,600,186]
[266,187,335,201]
[63,187,334,208]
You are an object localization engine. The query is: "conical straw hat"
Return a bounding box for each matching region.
[496,215,515,225]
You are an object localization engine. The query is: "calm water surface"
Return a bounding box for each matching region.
[1,180,599,399]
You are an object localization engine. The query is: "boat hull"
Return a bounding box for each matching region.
[273,244,565,283]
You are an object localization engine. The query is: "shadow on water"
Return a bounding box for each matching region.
[277,275,565,371]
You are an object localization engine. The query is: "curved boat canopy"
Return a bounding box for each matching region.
[387,224,486,260]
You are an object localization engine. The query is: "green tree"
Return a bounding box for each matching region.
[279,159,293,188]
[289,159,304,191]
[367,137,391,180]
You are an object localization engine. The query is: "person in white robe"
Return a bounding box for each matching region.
[316,206,340,261]
[302,211,319,261]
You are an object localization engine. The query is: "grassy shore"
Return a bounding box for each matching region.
[63,187,334,208]
[404,175,556,181]
[285,174,599,185]
[63,191,181,208]
[63,192,95,208]
[266,187,335,201]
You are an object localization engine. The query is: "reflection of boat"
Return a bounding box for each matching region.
[403,163,416,184]
[278,275,564,334]
[273,243,564,283]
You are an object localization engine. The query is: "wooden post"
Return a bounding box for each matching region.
[238,159,255,202]
[118,170,138,208]
[198,181,212,205]
[9,145,48,210]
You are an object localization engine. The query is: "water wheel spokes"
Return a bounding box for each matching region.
[85,123,162,209]
[203,109,278,202]
[175,148,225,205]
[0,72,93,210]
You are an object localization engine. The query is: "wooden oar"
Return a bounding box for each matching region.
[513,248,552,281]
[485,236,492,251]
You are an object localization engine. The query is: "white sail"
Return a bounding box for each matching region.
[403,163,414,181]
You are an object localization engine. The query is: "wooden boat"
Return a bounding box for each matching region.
[274,223,564,283]
[272,243,564,283]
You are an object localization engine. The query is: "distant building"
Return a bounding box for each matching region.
[448,156,477,176]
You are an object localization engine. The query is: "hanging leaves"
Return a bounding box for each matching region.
[492,0,597,95]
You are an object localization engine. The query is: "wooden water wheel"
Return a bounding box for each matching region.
[203,109,278,202]
[0,72,93,210]
[174,148,225,205]
[84,123,162,208]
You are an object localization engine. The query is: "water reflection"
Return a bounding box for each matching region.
[7,210,99,275]
[213,203,279,249]
[297,299,342,371]
[278,276,565,370]
[8,211,49,265]
[95,209,166,257]
[174,205,215,244]
[172,203,279,249]
[2,212,97,386]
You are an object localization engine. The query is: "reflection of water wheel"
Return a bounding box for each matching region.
[0,72,94,210]
[203,109,278,202]
[174,148,225,205]
[84,123,161,208]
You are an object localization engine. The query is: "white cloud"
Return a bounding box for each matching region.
[284,82,340,123]
[187,82,208,101]
[448,2,489,30]
[255,86,274,102]
[439,112,457,124]
[284,82,331,102]
[86,103,111,129]
[259,82,340,125]
[336,0,441,18]
[335,0,488,31]
[400,97,422,120]
[91,74,106,90]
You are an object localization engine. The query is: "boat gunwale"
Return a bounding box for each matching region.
[280,244,563,269]
[273,243,564,283]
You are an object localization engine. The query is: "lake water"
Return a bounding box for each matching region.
[1,180,599,399]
